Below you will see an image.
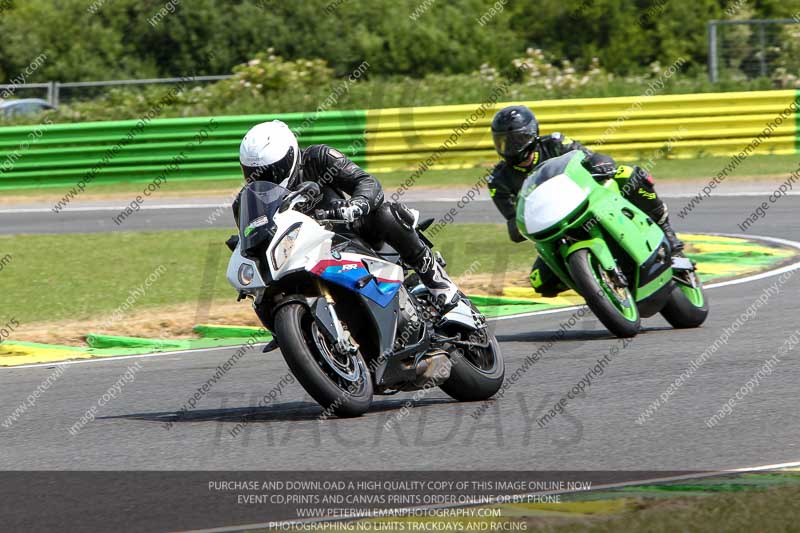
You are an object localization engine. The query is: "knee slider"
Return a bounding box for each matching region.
[631,166,655,191]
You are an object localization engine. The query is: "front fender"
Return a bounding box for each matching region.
[261,294,317,331]
[563,238,616,272]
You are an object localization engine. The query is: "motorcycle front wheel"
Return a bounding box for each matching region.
[568,249,640,338]
[274,303,373,418]
[660,269,709,328]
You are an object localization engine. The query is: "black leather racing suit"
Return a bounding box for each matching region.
[487,133,669,296]
[233,144,432,272]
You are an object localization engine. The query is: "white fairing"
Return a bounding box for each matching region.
[267,210,334,279]
[523,173,588,234]
[226,243,267,294]
[228,206,478,330]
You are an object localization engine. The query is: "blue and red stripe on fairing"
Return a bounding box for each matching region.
[310,259,402,307]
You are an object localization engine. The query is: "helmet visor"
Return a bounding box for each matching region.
[242,146,296,186]
[493,128,537,162]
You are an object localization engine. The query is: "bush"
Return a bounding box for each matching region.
[0,49,785,127]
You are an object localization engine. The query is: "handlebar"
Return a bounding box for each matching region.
[313,208,350,225]
[314,208,337,219]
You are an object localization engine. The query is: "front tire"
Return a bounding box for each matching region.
[273,303,373,417]
[568,249,640,338]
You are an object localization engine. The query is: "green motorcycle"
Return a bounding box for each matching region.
[515,150,708,338]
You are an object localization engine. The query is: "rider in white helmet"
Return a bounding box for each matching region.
[234,120,461,311]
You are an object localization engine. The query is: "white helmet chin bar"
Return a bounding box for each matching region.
[239,120,299,186]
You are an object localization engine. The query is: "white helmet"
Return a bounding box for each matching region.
[239,120,300,188]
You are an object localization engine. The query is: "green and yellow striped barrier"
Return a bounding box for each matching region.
[361,89,800,172]
[0,90,797,189]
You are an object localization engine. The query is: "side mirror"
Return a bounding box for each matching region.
[281,181,322,212]
[298,181,321,196]
[225,234,239,252]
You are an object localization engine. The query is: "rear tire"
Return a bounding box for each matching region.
[274,303,373,418]
[660,275,709,329]
[439,301,505,402]
[440,335,504,402]
[568,249,640,338]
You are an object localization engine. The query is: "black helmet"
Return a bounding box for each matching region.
[491,105,539,165]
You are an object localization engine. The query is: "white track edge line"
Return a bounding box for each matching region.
[0,203,225,214]
[1,344,267,370]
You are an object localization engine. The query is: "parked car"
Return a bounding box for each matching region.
[0,98,55,118]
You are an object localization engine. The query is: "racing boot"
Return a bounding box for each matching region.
[530,258,568,297]
[656,213,685,256]
[413,248,461,313]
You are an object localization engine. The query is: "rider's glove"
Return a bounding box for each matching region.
[582,152,617,180]
[331,197,370,223]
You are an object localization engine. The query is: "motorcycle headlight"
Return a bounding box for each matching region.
[237,263,255,286]
[271,225,301,270]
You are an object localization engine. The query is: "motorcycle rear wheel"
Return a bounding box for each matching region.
[439,301,505,402]
[274,303,373,418]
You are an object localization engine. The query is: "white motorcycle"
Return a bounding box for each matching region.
[226,181,504,417]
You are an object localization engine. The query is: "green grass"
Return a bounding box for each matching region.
[0,223,530,325]
[5,153,797,200]
[0,229,233,325]
[643,153,800,181]
[524,485,800,532]
[252,483,800,533]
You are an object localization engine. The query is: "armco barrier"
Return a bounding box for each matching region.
[0,111,366,190]
[361,89,800,172]
[0,90,797,189]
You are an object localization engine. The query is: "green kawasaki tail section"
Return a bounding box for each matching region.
[0,111,367,190]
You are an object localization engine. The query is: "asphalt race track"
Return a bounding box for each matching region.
[1,189,799,531]
[3,253,799,470]
[2,192,799,235]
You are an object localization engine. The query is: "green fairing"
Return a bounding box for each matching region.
[515,150,698,309]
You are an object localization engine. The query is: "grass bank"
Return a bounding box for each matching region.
[0,224,526,326]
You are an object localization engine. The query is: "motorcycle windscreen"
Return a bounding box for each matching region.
[518,151,588,235]
[529,150,581,187]
[238,181,289,254]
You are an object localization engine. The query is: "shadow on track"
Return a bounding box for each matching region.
[496,325,671,343]
[105,398,456,425]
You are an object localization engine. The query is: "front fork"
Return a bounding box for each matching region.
[313,280,357,355]
[563,237,628,289]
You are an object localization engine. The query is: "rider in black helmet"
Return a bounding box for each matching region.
[488,105,684,297]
